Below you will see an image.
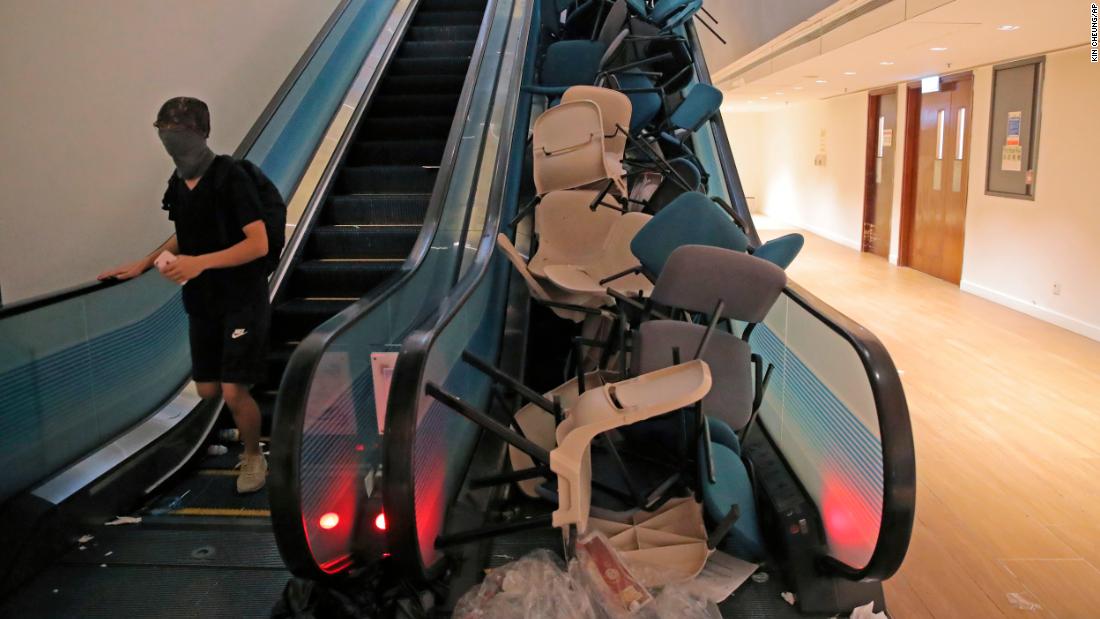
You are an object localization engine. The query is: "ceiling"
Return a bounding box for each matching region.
[713,0,1089,112]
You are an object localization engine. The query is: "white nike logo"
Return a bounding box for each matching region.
[231,328,248,339]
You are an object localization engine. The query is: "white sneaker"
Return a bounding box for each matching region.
[237,453,267,494]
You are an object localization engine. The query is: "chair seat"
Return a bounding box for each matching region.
[544,264,608,295]
[700,441,765,561]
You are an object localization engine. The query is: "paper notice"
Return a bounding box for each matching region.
[1006,111,1022,146]
[1001,145,1023,171]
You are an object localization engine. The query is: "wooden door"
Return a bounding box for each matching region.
[907,77,973,283]
[862,92,898,257]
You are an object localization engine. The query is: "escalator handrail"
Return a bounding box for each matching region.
[0,0,356,319]
[684,23,915,582]
[268,0,509,579]
[382,0,536,581]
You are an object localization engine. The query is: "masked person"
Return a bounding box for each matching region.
[98,97,270,493]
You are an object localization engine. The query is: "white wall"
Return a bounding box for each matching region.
[722,110,763,212]
[723,46,1100,341]
[0,0,341,304]
[724,93,869,248]
[960,48,1100,341]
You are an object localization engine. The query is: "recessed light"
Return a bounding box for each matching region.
[879,61,895,66]
[759,96,768,100]
[815,79,827,84]
[996,24,1020,31]
[775,91,784,95]
[930,46,948,51]
[793,86,804,90]
[843,71,857,76]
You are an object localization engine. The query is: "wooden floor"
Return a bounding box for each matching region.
[761,226,1100,618]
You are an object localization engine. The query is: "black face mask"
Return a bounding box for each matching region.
[158,129,215,180]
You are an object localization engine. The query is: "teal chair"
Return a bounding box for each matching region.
[752,233,805,270]
[630,191,749,277]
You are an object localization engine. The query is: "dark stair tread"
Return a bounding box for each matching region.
[381,74,467,94]
[337,165,439,194]
[413,10,485,27]
[406,25,481,41]
[348,139,448,165]
[323,194,432,225]
[370,94,461,117]
[360,116,455,139]
[398,40,477,58]
[389,56,472,76]
[306,225,421,260]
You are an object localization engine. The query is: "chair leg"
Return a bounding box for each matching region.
[426,382,551,465]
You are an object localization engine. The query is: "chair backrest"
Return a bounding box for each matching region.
[529,190,622,278]
[644,157,701,215]
[751,233,805,270]
[542,40,608,88]
[561,86,632,158]
[597,0,631,47]
[497,233,592,323]
[651,245,787,323]
[532,100,609,194]
[649,0,702,30]
[630,191,749,276]
[669,83,722,133]
[608,73,663,133]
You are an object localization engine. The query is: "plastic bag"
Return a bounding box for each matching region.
[651,585,721,619]
[454,550,597,619]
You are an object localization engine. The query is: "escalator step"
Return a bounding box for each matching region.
[324,194,431,225]
[420,0,486,11]
[389,56,472,76]
[412,10,485,27]
[370,94,461,117]
[338,164,439,194]
[399,39,476,59]
[273,299,357,341]
[348,139,448,165]
[361,116,454,139]
[406,25,480,41]
[381,74,466,94]
[289,259,404,297]
[306,225,421,259]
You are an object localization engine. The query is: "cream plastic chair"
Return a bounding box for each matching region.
[497,233,611,322]
[560,85,631,181]
[550,359,711,533]
[528,190,623,279]
[532,100,628,197]
[541,211,654,298]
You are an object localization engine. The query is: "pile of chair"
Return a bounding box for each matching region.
[428,1,808,586]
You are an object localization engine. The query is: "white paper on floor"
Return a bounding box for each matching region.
[1006,592,1041,611]
[781,591,796,605]
[676,551,758,603]
[104,516,142,526]
[77,534,94,543]
[849,601,887,618]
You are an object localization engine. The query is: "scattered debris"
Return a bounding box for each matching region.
[781,591,796,606]
[78,546,87,551]
[850,601,887,618]
[99,563,107,568]
[751,571,769,583]
[77,534,94,544]
[1006,592,1041,611]
[104,551,114,557]
[105,516,142,526]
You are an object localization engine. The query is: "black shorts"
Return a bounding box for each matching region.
[188,301,271,385]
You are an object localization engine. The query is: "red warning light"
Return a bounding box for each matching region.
[319,512,340,530]
[374,512,387,531]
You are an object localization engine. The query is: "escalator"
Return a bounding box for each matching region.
[0,0,489,616]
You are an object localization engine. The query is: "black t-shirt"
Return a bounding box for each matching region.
[162,155,268,316]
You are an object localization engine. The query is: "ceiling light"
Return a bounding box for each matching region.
[775,91,784,95]
[815,79,828,84]
[793,86,804,90]
[759,96,769,100]
[996,24,1020,31]
[879,61,895,66]
[930,46,948,51]
[843,71,856,76]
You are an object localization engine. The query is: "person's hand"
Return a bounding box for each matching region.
[97,259,148,281]
[161,255,206,284]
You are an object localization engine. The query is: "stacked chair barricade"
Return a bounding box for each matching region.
[429,0,812,596]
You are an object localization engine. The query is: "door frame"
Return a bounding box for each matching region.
[897,71,973,267]
[861,86,898,255]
